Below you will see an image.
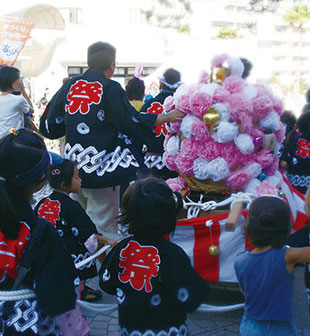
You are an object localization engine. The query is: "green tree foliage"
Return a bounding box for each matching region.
[283,0,310,31]
[215,27,242,39]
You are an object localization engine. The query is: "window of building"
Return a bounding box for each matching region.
[67,65,159,86]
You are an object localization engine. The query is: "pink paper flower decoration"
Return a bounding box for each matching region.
[239,153,256,167]
[226,170,252,190]
[163,96,175,112]
[175,154,194,175]
[191,118,210,143]
[254,84,272,97]
[189,91,213,118]
[197,138,221,162]
[254,149,274,169]
[221,142,240,170]
[222,76,245,94]
[180,138,198,158]
[213,86,231,104]
[252,95,273,120]
[163,153,178,171]
[211,53,229,68]
[175,94,191,113]
[169,121,181,133]
[229,93,253,133]
[166,177,186,192]
[255,181,278,196]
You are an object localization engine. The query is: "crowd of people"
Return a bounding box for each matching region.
[0,41,310,336]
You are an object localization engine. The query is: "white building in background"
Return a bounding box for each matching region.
[1,0,309,113]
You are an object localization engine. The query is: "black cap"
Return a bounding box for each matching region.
[248,196,291,232]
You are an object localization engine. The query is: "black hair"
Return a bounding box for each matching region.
[0,129,47,239]
[240,58,252,79]
[247,196,291,249]
[297,111,310,141]
[87,42,116,71]
[281,110,296,136]
[281,110,296,129]
[125,77,145,101]
[160,68,181,92]
[120,177,181,239]
[0,66,20,92]
[48,159,75,190]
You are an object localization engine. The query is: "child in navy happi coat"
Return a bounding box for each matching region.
[99,177,209,336]
[35,158,117,335]
[0,129,77,335]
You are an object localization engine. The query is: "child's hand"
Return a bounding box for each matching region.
[104,237,120,248]
[97,234,119,248]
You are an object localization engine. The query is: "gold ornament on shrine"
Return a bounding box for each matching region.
[278,190,285,198]
[212,64,229,84]
[209,245,219,256]
[203,106,220,129]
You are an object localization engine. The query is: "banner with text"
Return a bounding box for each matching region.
[0,17,34,66]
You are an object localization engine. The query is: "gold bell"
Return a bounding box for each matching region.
[209,245,219,256]
[203,106,220,128]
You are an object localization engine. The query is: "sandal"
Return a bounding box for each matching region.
[81,285,103,302]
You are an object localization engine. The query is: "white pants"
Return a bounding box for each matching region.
[71,186,121,239]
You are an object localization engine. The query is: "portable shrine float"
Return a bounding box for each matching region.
[163,54,308,289]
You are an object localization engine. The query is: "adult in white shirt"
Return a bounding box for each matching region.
[0,66,36,139]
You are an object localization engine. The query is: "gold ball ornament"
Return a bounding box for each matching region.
[278,190,285,198]
[203,106,220,128]
[208,245,219,256]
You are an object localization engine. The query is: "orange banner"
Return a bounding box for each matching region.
[0,17,34,66]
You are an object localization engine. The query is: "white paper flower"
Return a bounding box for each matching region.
[234,134,254,154]
[244,178,261,195]
[206,157,230,182]
[242,85,257,100]
[265,175,281,188]
[180,114,196,138]
[258,111,280,131]
[199,82,219,97]
[166,136,180,156]
[228,57,244,78]
[193,158,210,180]
[243,162,262,178]
[213,103,230,121]
[216,121,239,143]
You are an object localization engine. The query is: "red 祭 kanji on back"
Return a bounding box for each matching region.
[37,198,61,226]
[118,241,160,292]
[65,80,103,115]
[296,139,310,159]
[148,102,168,137]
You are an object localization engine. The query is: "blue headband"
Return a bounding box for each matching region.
[8,151,51,186]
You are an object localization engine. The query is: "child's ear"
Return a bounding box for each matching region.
[60,181,67,190]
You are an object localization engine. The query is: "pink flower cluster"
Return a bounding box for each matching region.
[164,54,285,197]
